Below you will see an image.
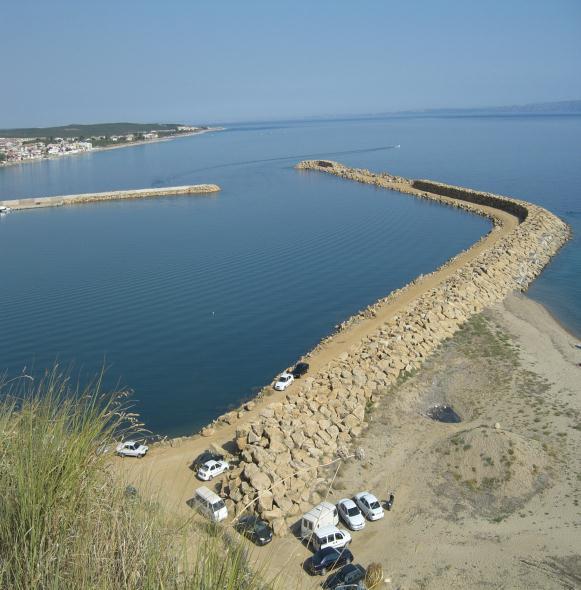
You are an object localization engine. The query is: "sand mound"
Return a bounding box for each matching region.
[434,426,551,518]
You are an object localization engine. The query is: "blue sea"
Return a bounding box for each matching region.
[0,115,579,436]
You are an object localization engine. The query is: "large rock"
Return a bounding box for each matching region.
[257,490,274,512]
[291,430,306,448]
[262,507,284,521]
[250,471,271,492]
[271,518,289,537]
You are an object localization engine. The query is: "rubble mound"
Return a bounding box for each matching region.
[435,426,550,518]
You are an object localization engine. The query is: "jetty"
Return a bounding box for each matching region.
[0,184,221,211]
[117,160,570,540]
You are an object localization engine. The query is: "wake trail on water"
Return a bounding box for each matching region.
[150,145,400,188]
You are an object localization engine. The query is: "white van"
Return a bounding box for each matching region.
[193,486,228,522]
[300,501,339,540]
[311,525,352,552]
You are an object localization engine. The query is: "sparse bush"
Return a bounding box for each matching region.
[366,562,384,588]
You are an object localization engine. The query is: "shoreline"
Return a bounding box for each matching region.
[0,126,224,169]
[526,292,581,342]
[279,291,580,589]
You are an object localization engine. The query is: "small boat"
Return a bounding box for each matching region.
[0,205,12,215]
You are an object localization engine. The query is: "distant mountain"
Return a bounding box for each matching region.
[397,99,581,116]
[0,122,185,139]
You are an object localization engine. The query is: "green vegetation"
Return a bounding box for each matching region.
[0,122,187,139]
[452,314,519,362]
[0,369,271,590]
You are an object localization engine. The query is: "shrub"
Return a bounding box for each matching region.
[366,562,384,588]
[0,368,272,590]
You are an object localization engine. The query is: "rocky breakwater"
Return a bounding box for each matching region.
[0,184,221,210]
[214,160,569,536]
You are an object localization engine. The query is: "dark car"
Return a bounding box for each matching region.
[308,547,353,576]
[191,450,224,471]
[235,515,273,546]
[322,563,366,589]
[291,362,310,378]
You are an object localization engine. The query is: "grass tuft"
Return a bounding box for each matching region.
[0,368,274,590]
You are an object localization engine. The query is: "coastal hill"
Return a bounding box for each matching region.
[305,99,581,122]
[0,122,204,139]
[390,98,581,117]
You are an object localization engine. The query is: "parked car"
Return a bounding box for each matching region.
[322,563,366,589]
[291,362,310,378]
[197,459,229,481]
[353,491,384,521]
[337,498,366,531]
[308,547,353,576]
[235,515,273,546]
[300,501,339,539]
[274,371,294,391]
[116,440,148,458]
[191,449,224,471]
[310,526,351,552]
[192,486,228,522]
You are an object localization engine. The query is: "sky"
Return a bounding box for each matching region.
[1,0,580,127]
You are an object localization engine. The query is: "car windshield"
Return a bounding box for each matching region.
[370,501,381,509]
[347,507,360,516]
[200,465,208,471]
[279,376,289,382]
[316,548,338,563]
[213,500,225,510]
[334,565,357,583]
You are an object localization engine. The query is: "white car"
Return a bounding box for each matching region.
[310,525,352,552]
[274,371,294,391]
[337,498,366,531]
[353,491,384,521]
[116,441,148,458]
[197,459,230,481]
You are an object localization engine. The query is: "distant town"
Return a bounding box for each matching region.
[0,123,213,165]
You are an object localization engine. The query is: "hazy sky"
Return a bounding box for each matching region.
[1,0,580,127]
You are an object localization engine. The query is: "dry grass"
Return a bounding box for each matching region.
[0,368,273,590]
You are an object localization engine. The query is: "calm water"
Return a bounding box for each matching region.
[0,115,579,435]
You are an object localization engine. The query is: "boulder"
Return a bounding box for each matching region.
[271,518,289,537]
[262,507,284,521]
[291,430,306,448]
[257,490,274,512]
[250,471,272,492]
[247,430,261,445]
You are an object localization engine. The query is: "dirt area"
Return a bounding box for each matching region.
[257,294,581,589]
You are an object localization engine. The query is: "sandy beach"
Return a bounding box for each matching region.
[260,293,581,588]
[117,293,580,588]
